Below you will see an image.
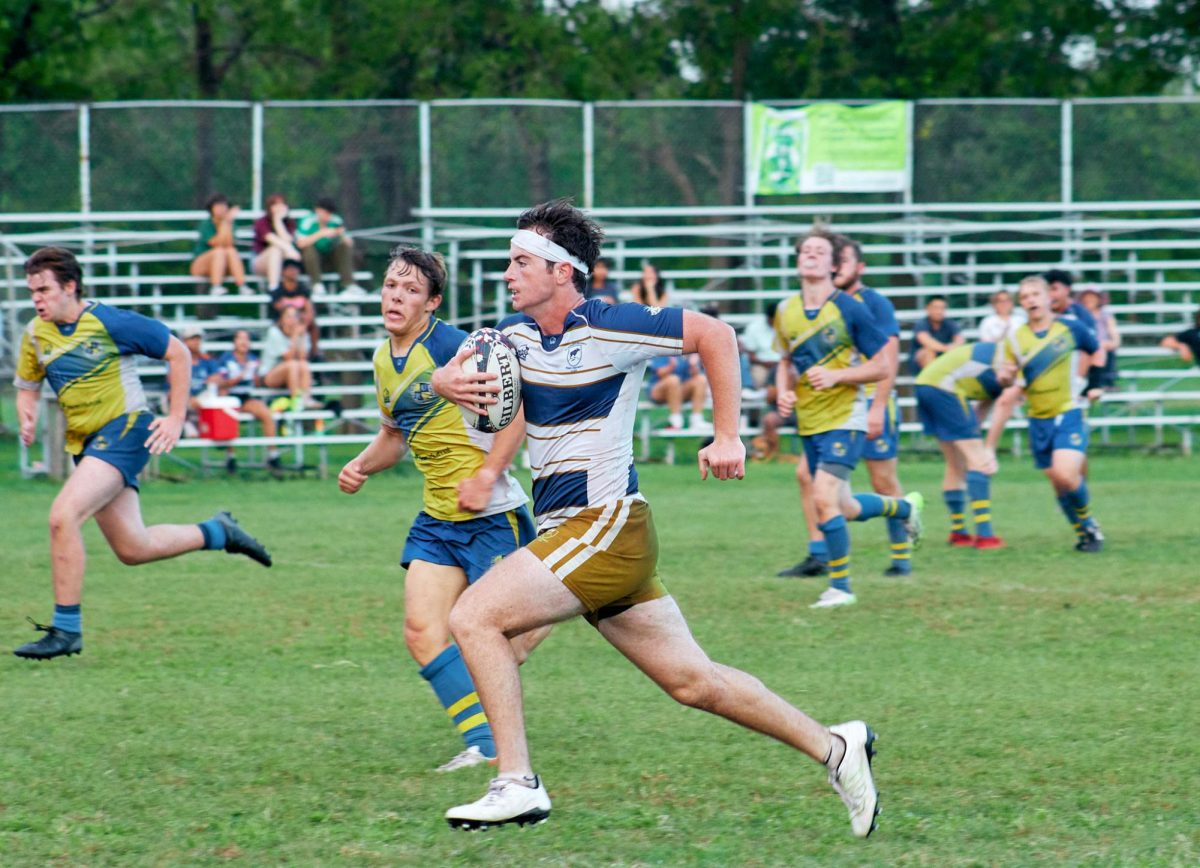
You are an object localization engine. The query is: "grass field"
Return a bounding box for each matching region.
[1,439,1197,866]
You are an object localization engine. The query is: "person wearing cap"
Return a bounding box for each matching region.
[12,247,272,661]
[270,258,320,359]
[181,325,222,411]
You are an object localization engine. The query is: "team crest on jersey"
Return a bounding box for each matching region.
[382,387,391,406]
[645,306,662,316]
[514,344,530,362]
[566,345,584,368]
[832,440,847,457]
[411,382,437,404]
[83,339,103,357]
[821,325,839,347]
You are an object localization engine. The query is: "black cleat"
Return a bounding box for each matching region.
[14,619,82,660]
[214,511,272,567]
[1075,525,1104,553]
[777,555,827,578]
[882,565,912,577]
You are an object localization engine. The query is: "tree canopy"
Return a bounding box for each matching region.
[2,0,1197,103]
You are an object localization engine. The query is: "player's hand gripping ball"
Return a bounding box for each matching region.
[459,328,522,433]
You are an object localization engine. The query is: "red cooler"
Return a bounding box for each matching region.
[197,396,240,441]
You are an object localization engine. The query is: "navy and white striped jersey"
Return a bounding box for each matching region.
[497,299,684,529]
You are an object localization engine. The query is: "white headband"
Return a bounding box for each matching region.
[511,229,590,277]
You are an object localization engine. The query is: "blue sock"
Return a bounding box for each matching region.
[808,539,829,563]
[53,603,81,634]
[851,493,910,521]
[198,518,227,550]
[1056,493,1084,539]
[818,515,851,593]
[1065,482,1096,532]
[943,489,967,534]
[886,517,911,572]
[419,644,495,756]
[966,471,994,538]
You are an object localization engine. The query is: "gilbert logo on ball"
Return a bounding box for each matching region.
[459,327,522,433]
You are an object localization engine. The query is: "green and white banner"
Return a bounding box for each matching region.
[749,102,909,195]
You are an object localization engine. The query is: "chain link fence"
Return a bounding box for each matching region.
[2,98,1200,222]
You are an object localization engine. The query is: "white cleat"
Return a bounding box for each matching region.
[446,775,551,830]
[828,720,880,838]
[810,587,857,609]
[903,491,925,549]
[436,745,496,774]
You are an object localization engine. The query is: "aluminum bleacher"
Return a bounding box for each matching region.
[4,203,1199,478]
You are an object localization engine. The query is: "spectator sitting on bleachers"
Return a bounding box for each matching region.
[977,288,1026,343]
[629,260,669,307]
[585,257,619,304]
[181,325,221,437]
[182,325,221,405]
[911,294,964,372]
[259,307,321,410]
[739,300,781,397]
[296,197,364,299]
[270,259,320,359]
[252,193,301,291]
[1079,287,1121,394]
[189,193,248,297]
[1160,308,1200,367]
[216,328,282,473]
[647,353,710,432]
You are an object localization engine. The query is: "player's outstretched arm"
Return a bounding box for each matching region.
[681,310,745,481]
[16,387,40,447]
[984,384,1024,453]
[339,425,408,494]
[431,344,499,413]
[146,335,191,455]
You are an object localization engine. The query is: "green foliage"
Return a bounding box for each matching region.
[3,1,1199,102]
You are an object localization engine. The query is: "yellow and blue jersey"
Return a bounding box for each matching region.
[14,301,170,454]
[373,318,526,523]
[1004,317,1098,419]
[916,341,1005,401]
[773,289,889,436]
[847,285,900,399]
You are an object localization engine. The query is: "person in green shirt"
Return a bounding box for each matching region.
[189,194,248,296]
[296,197,363,298]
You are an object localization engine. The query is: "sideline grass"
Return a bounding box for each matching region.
[1,447,1197,866]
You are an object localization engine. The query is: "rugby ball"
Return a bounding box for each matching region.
[459,327,522,433]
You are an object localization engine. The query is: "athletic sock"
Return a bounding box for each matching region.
[943,489,967,534]
[1064,482,1096,532]
[809,539,829,564]
[52,603,81,634]
[886,517,911,571]
[818,515,851,593]
[198,518,227,550]
[1056,492,1085,539]
[419,644,495,756]
[966,471,995,538]
[850,493,911,521]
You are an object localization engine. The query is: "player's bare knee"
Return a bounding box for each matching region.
[403,615,445,662]
[47,502,84,537]
[111,543,148,566]
[663,664,721,710]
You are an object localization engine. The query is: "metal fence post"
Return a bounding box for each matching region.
[1060,100,1073,207]
[251,102,264,212]
[419,101,433,246]
[583,102,594,210]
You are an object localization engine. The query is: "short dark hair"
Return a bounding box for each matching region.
[25,246,84,298]
[204,193,229,213]
[387,245,446,300]
[516,199,603,293]
[795,225,839,255]
[1043,268,1074,287]
[315,197,338,213]
[833,234,864,264]
[927,294,948,305]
